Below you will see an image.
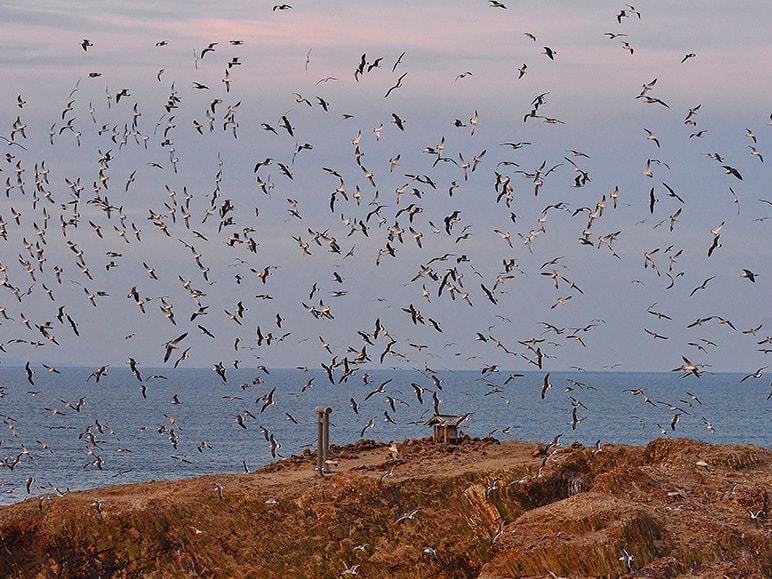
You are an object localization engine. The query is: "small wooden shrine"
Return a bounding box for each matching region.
[425,414,467,444]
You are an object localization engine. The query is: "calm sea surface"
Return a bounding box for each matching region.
[0,367,769,505]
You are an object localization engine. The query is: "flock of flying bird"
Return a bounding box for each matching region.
[0,2,770,514]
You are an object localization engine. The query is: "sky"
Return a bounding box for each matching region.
[1,0,771,375]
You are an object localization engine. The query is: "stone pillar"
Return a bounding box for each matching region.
[315,406,332,473]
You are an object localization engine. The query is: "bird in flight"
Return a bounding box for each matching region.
[385,73,407,98]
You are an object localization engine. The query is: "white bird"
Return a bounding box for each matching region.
[644,128,660,147]
[619,547,634,571]
[360,417,375,437]
[740,367,766,383]
[541,373,553,399]
[189,525,208,534]
[394,508,421,523]
[750,509,764,521]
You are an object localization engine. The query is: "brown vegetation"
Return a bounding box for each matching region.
[0,437,770,578]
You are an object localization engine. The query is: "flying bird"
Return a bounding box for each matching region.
[541,373,553,399]
[384,73,407,98]
[360,418,375,437]
[394,508,421,523]
[741,269,757,282]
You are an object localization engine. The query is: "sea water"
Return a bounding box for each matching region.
[0,367,768,505]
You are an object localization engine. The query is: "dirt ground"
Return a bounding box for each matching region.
[0,436,770,578]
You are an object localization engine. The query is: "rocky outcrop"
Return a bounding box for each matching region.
[0,438,769,578]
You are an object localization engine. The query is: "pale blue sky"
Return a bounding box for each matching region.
[0,0,770,374]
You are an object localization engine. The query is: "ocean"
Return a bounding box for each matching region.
[0,367,769,505]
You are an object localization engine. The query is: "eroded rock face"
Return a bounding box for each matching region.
[0,438,770,578]
[482,493,662,578]
[479,439,772,578]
